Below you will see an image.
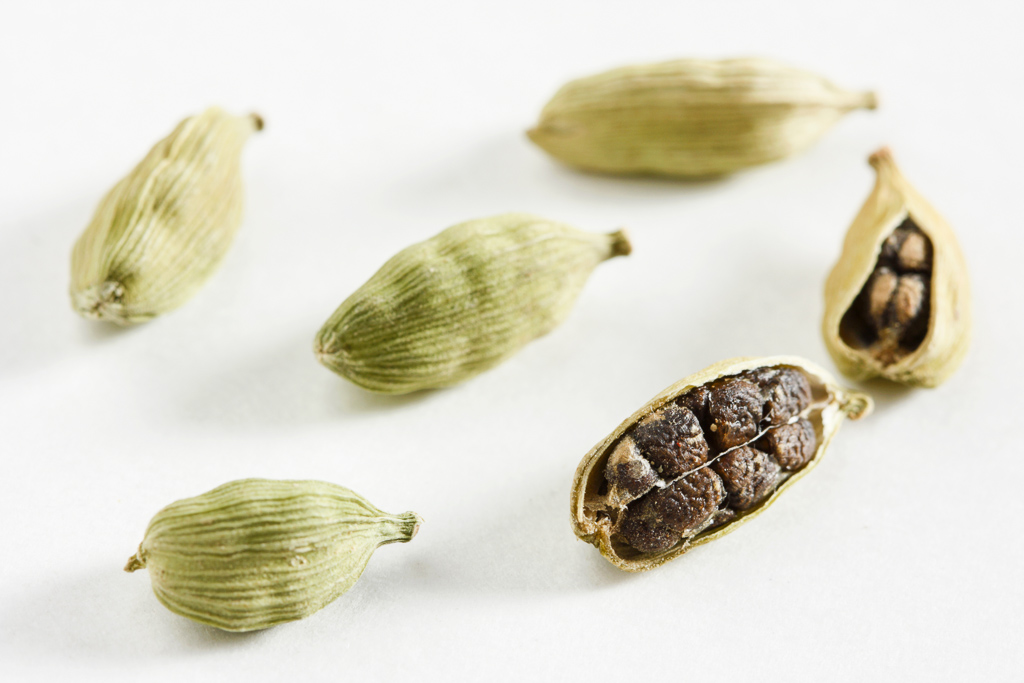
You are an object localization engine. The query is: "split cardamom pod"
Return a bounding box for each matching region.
[71,107,262,324]
[125,479,421,631]
[570,356,871,572]
[315,213,631,394]
[528,57,876,178]
[823,148,971,387]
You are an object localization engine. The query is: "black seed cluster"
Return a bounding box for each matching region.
[614,367,818,553]
[840,218,933,364]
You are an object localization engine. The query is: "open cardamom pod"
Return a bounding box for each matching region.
[570,357,871,572]
[71,107,262,324]
[528,58,876,178]
[823,148,971,387]
[315,213,631,394]
[125,479,421,631]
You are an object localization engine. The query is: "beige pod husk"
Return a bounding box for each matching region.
[125,479,422,631]
[570,356,871,572]
[315,213,631,394]
[823,148,971,386]
[527,57,876,178]
[71,107,262,324]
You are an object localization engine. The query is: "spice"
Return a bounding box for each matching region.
[823,148,971,386]
[570,357,871,572]
[70,107,262,324]
[315,213,631,394]
[528,58,876,177]
[125,479,421,631]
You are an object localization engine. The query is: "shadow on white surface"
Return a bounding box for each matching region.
[0,566,268,661]
[385,131,733,212]
[0,197,148,379]
[174,333,431,429]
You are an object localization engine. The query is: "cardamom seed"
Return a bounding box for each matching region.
[823,148,971,387]
[528,57,876,178]
[70,107,262,324]
[315,213,631,394]
[570,357,871,572]
[125,479,421,631]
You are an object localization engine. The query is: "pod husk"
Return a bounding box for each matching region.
[315,213,631,394]
[125,479,421,631]
[823,148,971,387]
[570,356,871,572]
[70,107,261,324]
[528,57,876,178]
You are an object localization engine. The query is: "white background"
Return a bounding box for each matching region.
[1,1,1021,681]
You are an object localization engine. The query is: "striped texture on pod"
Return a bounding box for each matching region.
[528,57,876,178]
[315,213,631,394]
[125,479,421,631]
[570,356,871,572]
[71,107,262,324]
[823,148,971,387]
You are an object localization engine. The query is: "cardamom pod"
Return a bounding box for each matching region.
[70,107,262,324]
[528,58,876,178]
[823,148,971,387]
[570,356,871,572]
[315,213,631,394]
[125,479,421,631]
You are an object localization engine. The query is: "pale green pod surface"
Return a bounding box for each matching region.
[528,58,876,178]
[71,107,262,324]
[823,148,971,387]
[315,213,632,394]
[125,479,421,632]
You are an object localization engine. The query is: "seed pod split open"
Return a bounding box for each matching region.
[125,479,421,631]
[528,58,876,178]
[823,148,971,387]
[570,356,871,572]
[71,107,262,324]
[315,213,631,394]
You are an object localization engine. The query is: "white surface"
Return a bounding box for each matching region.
[1,1,1021,680]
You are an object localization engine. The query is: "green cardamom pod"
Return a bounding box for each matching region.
[571,356,871,572]
[823,148,971,387]
[125,479,421,631]
[315,213,631,394]
[70,107,262,324]
[528,58,876,178]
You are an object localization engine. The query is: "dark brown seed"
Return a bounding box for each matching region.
[712,446,780,510]
[758,367,813,426]
[897,230,932,271]
[617,469,727,552]
[675,385,710,429]
[631,405,709,478]
[707,379,763,450]
[603,438,658,506]
[759,418,817,471]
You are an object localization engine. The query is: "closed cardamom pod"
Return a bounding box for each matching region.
[823,148,970,387]
[71,107,262,324]
[125,479,421,631]
[528,58,876,178]
[570,357,871,572]
[315,213,631,394]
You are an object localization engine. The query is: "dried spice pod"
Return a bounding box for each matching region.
[125,479,421,631]
[570,357,871,572]
[823,148,971,387]
[528,58,876,178]
[71,107,262,324]
[315,213,631,394]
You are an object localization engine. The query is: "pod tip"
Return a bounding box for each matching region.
[250,113,265,131]
[868,146,894,170]
[609,229,632,257]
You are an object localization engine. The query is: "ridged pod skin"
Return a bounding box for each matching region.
[823,148,971,387]
[528,58,876,178]
[570,356,871,572]
[125,479,421,632]
[315,213,632,394]
[70,107,262,324]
